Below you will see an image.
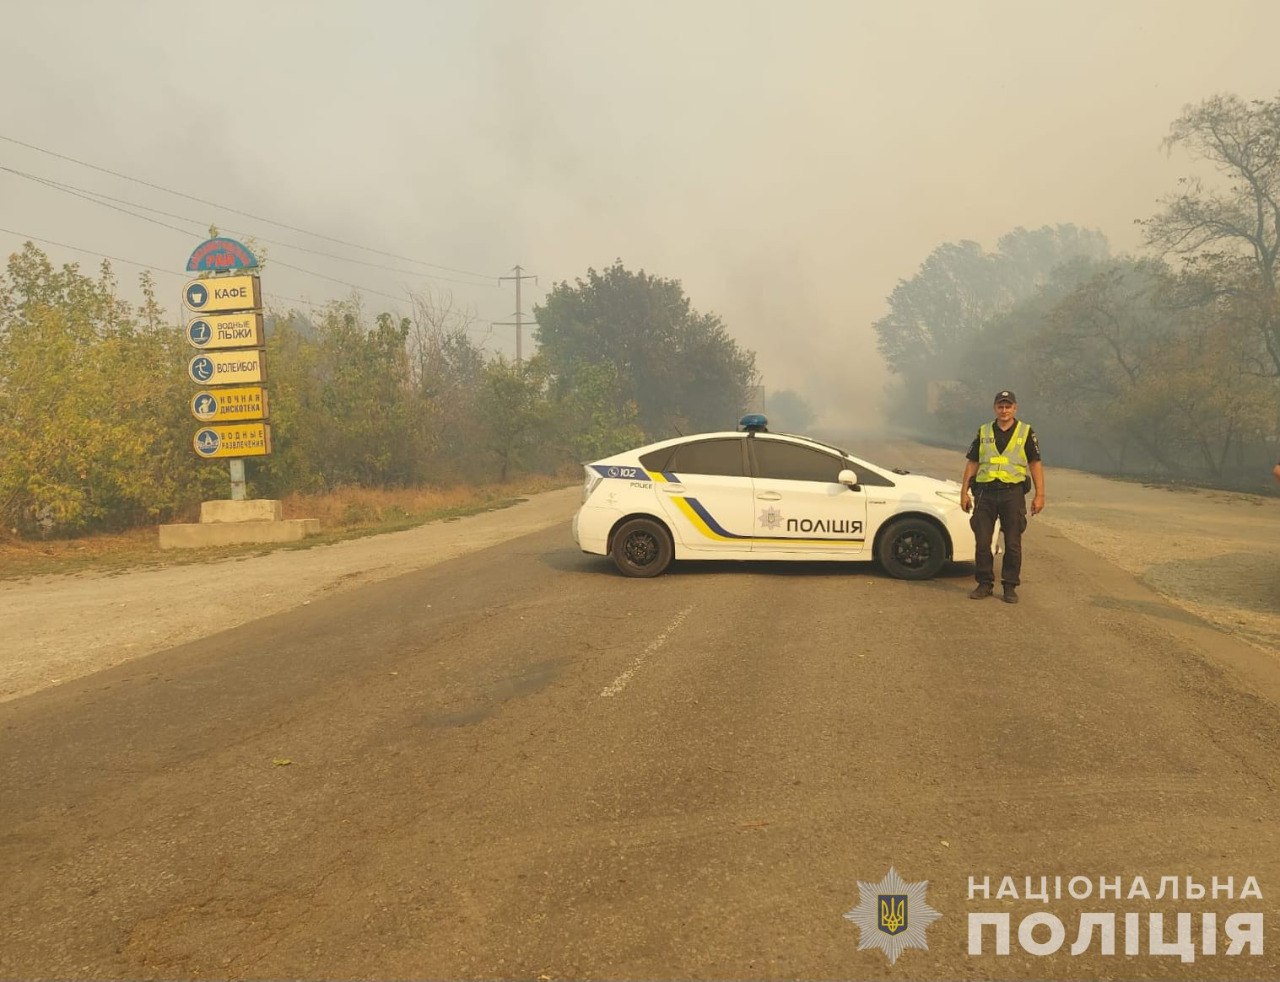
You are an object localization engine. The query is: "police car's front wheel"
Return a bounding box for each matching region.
[611,518,673,578]
[878,518,946,580]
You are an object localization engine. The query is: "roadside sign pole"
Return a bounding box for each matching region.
[230,458,246,500]
[208,269,243,501]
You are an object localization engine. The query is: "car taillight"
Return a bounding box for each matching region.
[583,467,603,503]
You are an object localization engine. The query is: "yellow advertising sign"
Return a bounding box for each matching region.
[191,386,269,422]
[188,350,265,385]
[193,422,272,459]
[182,275,262,313]
[186,312,264,350]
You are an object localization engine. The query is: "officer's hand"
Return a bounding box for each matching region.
[960,491,972,513]
[1031,493,1045,516]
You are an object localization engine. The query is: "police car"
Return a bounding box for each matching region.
[572,415,975,579]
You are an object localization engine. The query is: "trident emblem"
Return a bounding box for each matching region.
[879,894,907,936]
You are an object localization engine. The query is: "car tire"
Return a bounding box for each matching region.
[611,518,673,578]
[877,518,946,580]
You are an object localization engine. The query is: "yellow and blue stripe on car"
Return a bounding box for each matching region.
[589,465,865,546]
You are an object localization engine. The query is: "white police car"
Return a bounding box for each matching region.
[572,415,974,579]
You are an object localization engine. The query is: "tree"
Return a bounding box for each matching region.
[991,255,1277,481]
[1137,319,1275,478]
[278,297,419,489]
[873,240,1003,381]
[767,389,816,432]
[947,254,1125,422]
[255,311,326,495]
[534,261,758,436]
[0,244,219,534]
[406,289,488,481]
[475,356,549,481]
[406,289,484,393]
[1020,259,1179,469]
[547,361,645,462]
[994,225,1110,298]
[1141,93,1280,374]
[873,226,1111,424]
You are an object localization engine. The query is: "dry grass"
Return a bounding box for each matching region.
[0,473,575,581]
[279,483,523,528]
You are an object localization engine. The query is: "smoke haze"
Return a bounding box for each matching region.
[2,0,1277,427]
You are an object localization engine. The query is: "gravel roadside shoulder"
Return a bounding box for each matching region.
[0,487,582,703]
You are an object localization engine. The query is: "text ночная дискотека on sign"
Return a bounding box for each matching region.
[190,386,268,423]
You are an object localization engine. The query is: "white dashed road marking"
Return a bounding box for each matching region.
[600,604,694,698]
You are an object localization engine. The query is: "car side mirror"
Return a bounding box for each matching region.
[838,468,860,489]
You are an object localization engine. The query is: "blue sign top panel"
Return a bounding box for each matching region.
[186,237,259,272]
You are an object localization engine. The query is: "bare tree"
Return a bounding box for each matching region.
[1141,93,1280,374]
[405,288,490,479]
[405,289,486,390]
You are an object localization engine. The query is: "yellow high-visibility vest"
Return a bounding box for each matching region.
[975,421,1030,484]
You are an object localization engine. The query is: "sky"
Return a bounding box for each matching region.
[1,0,1277,426]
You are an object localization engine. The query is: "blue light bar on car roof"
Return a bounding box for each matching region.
[738,413,768,432]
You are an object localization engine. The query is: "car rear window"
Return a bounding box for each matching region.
[639,446,676,472]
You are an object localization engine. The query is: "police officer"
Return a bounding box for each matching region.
[959,390,1045,603]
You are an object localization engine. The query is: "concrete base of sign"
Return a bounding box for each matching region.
[158,499,321,550]
[201,498,282,523]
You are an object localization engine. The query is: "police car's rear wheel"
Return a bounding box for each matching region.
[611,518,673,578]
[878,518,946,580]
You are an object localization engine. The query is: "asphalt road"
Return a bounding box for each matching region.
[2,511,1278,979]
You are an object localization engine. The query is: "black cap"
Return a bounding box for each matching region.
[993,390,1016,404]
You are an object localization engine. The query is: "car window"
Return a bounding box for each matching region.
[667,439,745,477]
[752,439,845,482]
[639,446,676,472]
[844,460,895,487]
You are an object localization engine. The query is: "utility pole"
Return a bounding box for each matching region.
[496,265,538,369]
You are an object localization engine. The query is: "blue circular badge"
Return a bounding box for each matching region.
[187,319,212,346]
[194,428,221,457]
[190,356,215,383]
[191,392,219,420]
[185,282,209,309]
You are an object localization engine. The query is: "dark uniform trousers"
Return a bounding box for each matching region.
[970,481,1028,587]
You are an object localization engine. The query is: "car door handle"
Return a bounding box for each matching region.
[661,484,686,494]
[756,492,782,500]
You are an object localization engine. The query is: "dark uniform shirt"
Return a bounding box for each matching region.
[966,418,1041,489]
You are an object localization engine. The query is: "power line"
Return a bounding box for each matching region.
[0,165,498,288]
[0,225,176,277]
[2,165,195,237]
[0,225,319,308]
[0,132,497,281]
[0,168,445,307]
[0,226,502,331]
